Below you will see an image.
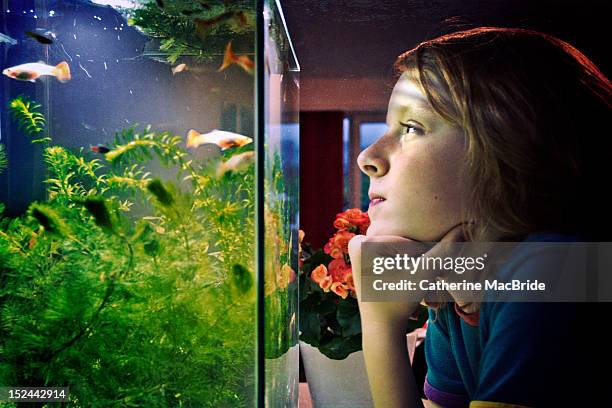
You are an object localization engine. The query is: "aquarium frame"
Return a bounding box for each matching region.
[255,1,266,407]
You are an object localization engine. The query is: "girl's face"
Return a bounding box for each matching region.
[357,73,468,241]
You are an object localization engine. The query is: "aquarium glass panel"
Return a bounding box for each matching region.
[261,1,299,406]
[0,0,298,406]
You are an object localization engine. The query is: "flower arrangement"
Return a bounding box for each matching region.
[299,208,428,360]
[298,209,370,359]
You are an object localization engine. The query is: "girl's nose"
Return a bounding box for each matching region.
[357,138,390,178]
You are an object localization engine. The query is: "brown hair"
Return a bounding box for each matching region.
[394,27,612,242]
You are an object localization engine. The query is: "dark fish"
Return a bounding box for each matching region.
[25,31,54,45]
[90,144,110,154]
[156,0,164,8]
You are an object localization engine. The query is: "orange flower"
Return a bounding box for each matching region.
[319,276,333,292]
[334,208,370,234]
[298,230,305,269]
[345,272,356,291]
[331,282,349,299]
[311,264,328,284]
[324,238,343,259]
[333,217,351,230]
[333,230,355,254]
[328,258,352,283]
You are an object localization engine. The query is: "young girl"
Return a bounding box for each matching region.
[348,27,610,408]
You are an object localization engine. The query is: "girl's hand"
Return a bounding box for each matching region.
[348,223,466,328]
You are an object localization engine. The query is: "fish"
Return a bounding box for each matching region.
[216,151,255,178]
[0,32,18,46]
[186,129,253,150]
[90,144,110,154]
[25,31,55,45]
[2,61,71,82]
[172,63,187,74]
[217,41,254,75]
[194,10,247,39]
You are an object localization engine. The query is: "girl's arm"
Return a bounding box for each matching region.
[349,234,426,408]
[361,315,426,408]
[349,225,466,408]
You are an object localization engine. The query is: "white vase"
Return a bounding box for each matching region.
[299,341,374,408]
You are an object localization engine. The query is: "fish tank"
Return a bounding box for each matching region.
[0,0,299,407]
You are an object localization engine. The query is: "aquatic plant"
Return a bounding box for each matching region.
[8,95,49,143]
[0,98,258,406]
[0,144,7,175]
[129,0,255,64]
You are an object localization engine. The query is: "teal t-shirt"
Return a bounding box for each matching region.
[424,232,598,407]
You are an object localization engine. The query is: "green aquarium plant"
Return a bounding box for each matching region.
[0,97,259,407]
[0,144,7,175]
[128,0,256,64]
[8,95,50,144]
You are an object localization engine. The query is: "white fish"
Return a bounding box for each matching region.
[216,151,255,178]
[186,129,252,150]
[172,63,187,75]
[0,33,17,46]
[2,61,71,82]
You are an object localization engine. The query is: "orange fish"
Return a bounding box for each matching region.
[186,129,253,150]
[217,41,254,75]
[2,61,71,82]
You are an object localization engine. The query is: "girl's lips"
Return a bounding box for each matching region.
[369,197,386,207]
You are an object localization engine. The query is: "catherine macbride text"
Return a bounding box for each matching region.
[372,253,488,275]
[372,279,547,292]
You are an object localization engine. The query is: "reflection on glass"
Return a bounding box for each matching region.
[262,0,300,406]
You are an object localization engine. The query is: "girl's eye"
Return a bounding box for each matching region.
[399,121,425,137]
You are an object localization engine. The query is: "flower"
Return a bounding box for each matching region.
[345,273,356,292]
[333,208,370,235]
[298,229,305,268]
[319,275,333,292]
[330,282,349,299]
[311,264,328,284]
[299,209,390,360]
[324,230,355,258]
[328,258,351,283]
[311,264,332,291]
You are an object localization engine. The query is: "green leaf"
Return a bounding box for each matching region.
[317,335,362,360]
[299,312,322,344]
[0,144,7,175]
[337,299,361,337]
